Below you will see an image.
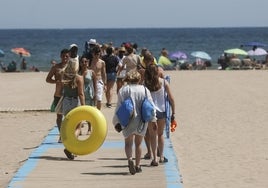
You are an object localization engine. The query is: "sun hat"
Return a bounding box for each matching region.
[69,44,78,50]
[88,39,97,45]
[119,46,126,52]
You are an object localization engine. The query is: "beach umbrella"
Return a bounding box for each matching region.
[11,47,31,57]
[0,49,4,57]
[224,48,248,56]
[191,51,211,60]
[242,42,267,47]
[247,48,268,56]
[169,51,187,60]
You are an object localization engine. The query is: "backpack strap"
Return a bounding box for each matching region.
[144,85,147,97]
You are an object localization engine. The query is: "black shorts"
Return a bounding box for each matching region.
[156,111,166,119]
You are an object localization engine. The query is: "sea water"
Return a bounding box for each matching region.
[0,27,268,71]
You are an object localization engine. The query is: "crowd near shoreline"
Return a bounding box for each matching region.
[1,38,268,73]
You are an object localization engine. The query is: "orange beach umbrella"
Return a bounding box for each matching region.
[11,47,31,57]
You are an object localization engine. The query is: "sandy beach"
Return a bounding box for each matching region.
[1,70,268,188]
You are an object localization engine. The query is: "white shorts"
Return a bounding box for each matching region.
[96,80,104,101]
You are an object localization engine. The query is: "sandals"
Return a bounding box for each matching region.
[150,160,159,166]
[64,149,74,160]
[143,153,151,160]
[135,166,142,173]
[128,159,136,175]
[159,157,168,163]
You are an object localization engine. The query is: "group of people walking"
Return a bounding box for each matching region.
[46,40,176,175]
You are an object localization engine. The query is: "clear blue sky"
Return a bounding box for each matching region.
[1,0,267,29]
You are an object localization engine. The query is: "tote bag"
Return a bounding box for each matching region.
[116,87,134,128]
[141,86,154,123]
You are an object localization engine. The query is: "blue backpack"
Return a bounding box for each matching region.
[116,86,154,128]
[116,88,134,128]
[141,86,155,123]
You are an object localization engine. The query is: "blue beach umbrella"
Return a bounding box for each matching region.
[242,42,267,47]
[191,51,211,60]
[0,49,4,57]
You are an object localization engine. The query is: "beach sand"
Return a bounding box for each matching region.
[0,71,268,188]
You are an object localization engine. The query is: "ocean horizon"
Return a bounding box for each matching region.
[1,27,268,71]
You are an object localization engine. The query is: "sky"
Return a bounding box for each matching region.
[1,0,268,29]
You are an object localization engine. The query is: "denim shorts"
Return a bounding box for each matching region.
[107,72,117,81]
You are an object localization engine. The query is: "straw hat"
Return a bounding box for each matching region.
[119,46,126,52]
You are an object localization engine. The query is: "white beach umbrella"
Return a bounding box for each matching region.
[191,51,211,60]
[247,48,268,56]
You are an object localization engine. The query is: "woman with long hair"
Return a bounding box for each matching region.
[144,63,176,166]
[61,59,85,160]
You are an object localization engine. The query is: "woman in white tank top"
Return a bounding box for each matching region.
[144,63,176,166]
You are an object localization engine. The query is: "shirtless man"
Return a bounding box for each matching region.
[46,49,70,140]
[89,45,107,110]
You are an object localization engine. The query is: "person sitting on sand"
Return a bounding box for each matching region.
[158,48,174,70]
[229,54,241,69]
[241,56,253,69]
[30,66,40,72]
[1,61,17,72]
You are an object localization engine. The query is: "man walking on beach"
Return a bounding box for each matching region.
[46,49,70,142]
[89,45,107,110]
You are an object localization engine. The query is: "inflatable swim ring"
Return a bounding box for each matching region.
[60,105,107,155]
